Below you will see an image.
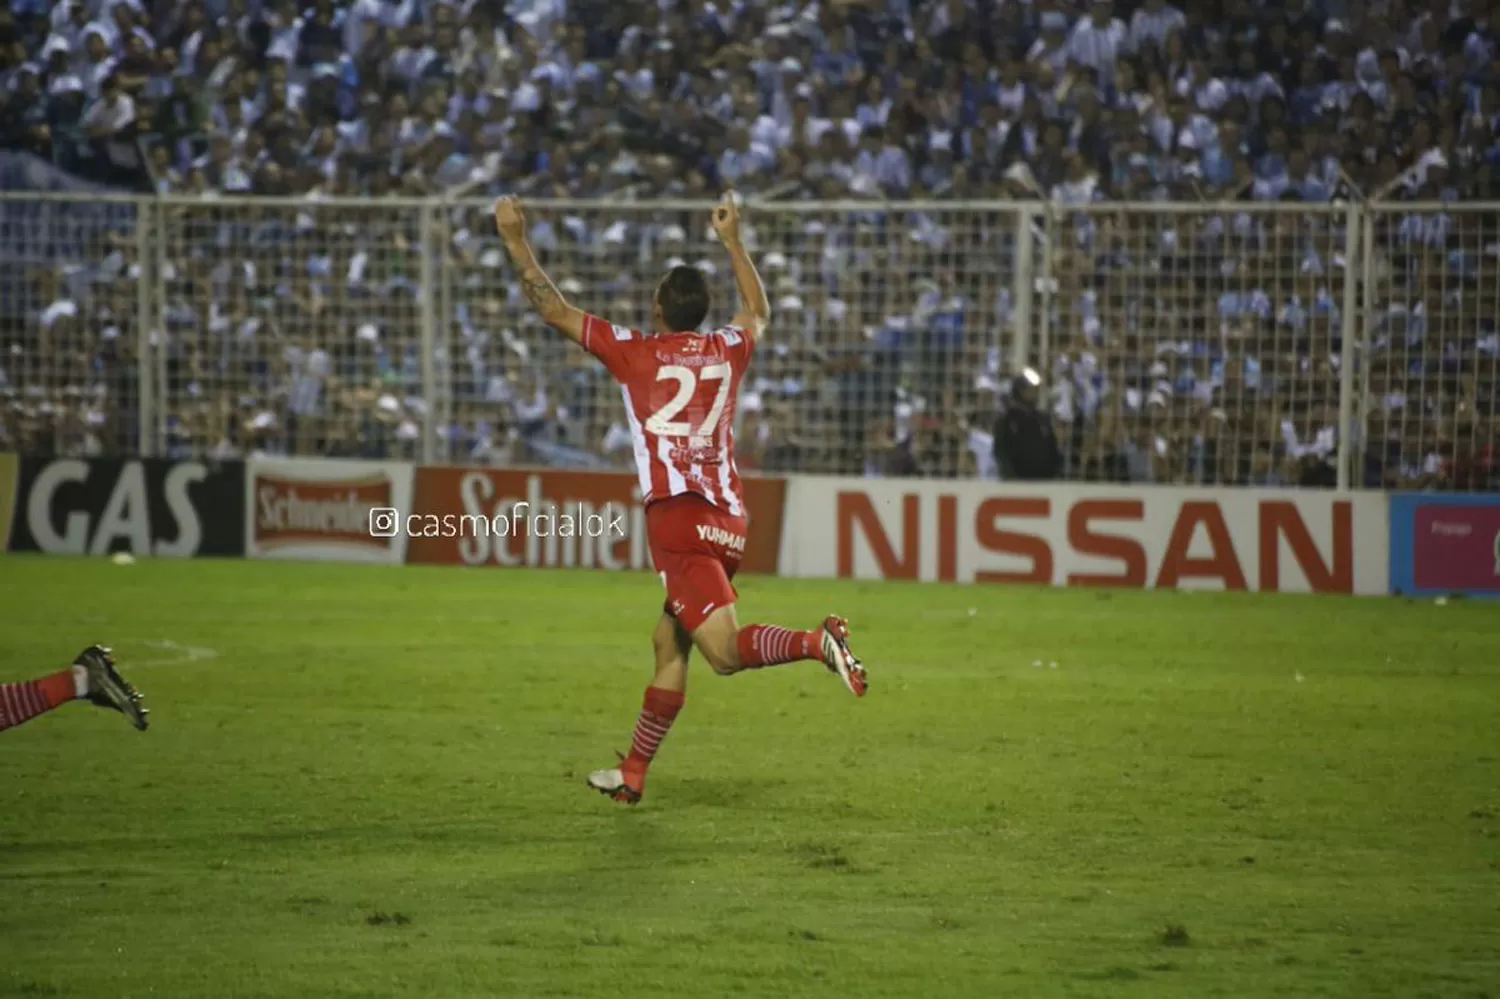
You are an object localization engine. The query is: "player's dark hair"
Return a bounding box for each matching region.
[655,265,712,332]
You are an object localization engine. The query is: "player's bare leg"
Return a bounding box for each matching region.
[648,613,693,695]
[588,614,692,804]
[0,645,149,733]
[693,605,868,696]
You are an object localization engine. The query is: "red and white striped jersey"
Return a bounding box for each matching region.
[581,313,754,515]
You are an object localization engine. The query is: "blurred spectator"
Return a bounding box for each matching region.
[996,370,1062,480]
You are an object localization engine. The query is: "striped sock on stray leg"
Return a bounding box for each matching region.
[0,670,80,732]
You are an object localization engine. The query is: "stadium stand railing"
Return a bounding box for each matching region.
[0,193,1494,493]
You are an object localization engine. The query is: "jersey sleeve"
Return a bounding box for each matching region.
[713,324,757,369]
[579,313,642,383]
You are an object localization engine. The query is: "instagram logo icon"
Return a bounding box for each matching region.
[368,507,400,538]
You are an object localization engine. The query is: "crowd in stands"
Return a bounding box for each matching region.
[0,0,1495,489]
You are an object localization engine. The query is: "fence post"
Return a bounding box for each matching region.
[1336,202,1360,491]
[435,201,453,464]
[1036,205,1055,376]
[1010,207,1034,375]
[134,198,154,457]
[1358,205,1376,485]
[155,199,170,456]
[418,202,438,466]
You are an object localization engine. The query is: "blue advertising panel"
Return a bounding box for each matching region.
[1389,493,1500,599]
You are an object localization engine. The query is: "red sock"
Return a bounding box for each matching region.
[0,671,78,732]
[623,685,685,779]
[736,625,821,668]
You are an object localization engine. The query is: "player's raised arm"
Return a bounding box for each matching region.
[712,191,770,342]
[493,196,586,343]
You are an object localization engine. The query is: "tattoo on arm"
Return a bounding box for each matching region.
[520,268,564,316]
[504,238,582,339]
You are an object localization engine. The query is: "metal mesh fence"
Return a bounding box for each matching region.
[1044,203,1357,489]
[153,197,435,462]
[1361,205,1500,493]
[0,193,1493,491]
[0,193,150,458]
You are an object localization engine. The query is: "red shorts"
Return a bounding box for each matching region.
[647,493,748,632]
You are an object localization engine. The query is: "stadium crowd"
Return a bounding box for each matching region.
[0,0,1496,488]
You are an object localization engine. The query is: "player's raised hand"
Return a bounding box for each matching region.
[711,190,743,246]
[493,195,527,242]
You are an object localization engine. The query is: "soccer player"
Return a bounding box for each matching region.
[0,645,149,733]
[493,192,868,805]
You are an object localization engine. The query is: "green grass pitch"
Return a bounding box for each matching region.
[1,556,1497,999]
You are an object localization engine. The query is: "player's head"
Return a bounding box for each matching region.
[652,265,711,334]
